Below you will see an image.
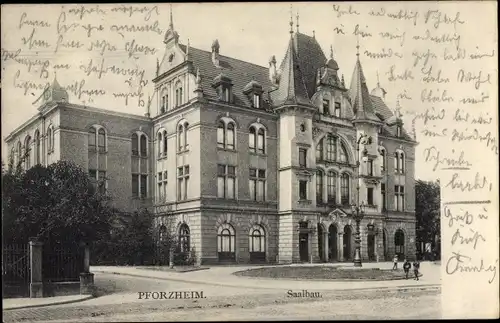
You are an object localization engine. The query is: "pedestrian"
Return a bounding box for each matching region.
[392,254,399,270]
[413,260,420,281]
[403,258,411,279]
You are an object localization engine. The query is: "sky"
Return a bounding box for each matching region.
[1,2,498,181]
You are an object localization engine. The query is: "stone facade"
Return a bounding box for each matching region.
[5,11,418,266]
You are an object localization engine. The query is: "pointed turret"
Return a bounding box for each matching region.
[35,73,69,107]
[164,4,179,45]
[349,51,380,123]
[270,35,311,107]
[370,71,387,101]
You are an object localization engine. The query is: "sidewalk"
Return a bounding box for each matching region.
[92,261,441,292]
[3,294,94,310]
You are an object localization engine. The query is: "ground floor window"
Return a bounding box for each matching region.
[249,225,266,263]
[179,223,190,253]
[217,223,236,262]
[395,229,405,258]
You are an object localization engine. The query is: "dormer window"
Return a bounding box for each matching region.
[212,73,233,104]
[253,94,260,108]
[334,102,341,118]
[243,79,263,108]
[322,99,330,116]
[168,53,175,62]
[396,125,402,137]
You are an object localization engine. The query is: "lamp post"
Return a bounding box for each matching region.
[351,133,372,267]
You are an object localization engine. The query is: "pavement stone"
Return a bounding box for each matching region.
[3,295,94,311]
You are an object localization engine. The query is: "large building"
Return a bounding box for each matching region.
[5,12,417,265]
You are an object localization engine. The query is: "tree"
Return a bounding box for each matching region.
[415,179,441,260]
[2,160,113,245]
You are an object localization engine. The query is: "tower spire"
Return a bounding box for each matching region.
[289,4,294,35]
[169,4,174,29]
[330,45,333,60]
[296,10,299,33]
[376,71,380,86]
[356,34,360,58]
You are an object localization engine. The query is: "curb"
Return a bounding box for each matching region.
[93,270,440,292]
[3,295,95,311]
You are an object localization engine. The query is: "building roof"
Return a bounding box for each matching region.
[348,58,380,123]
[178,44,275,108]
[269,35,311,107]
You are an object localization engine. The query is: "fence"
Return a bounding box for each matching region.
[43,243,84,283]
[3,244,30,298]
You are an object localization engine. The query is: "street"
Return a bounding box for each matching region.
[3,272,441,322]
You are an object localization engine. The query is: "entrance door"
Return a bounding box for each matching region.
[343,226,352,260]
[328,224,338,261]
[299,233,309,262]
[368,234,375,261]
[317,224,324,262]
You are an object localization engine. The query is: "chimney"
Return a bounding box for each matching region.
[269,55,277,84]
[211,39,220,67]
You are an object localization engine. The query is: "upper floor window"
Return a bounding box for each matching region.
[339,142,348,163]
[322,99,330,116]
[17,141,22,165]
[367,187,374,206]
[160,89,168,113]
[299,180,308,200]
[395,185,405,211]
[394,150,405,174]
[34,130,41,165]
[316,170,324,204]
[157,130,168,158]
[367,159,374,176]
[327,171,337,203]
[24,135,32,169]
[88,128,96,149]
[341,173,350,205]
[334,102,341,118]
[177,165,190,201]
[157,171,168,202]
[380,148,386,172]
[89,169,107,195]
[89,126,107,153]
[175,83,183,107]
[132,132,148,157]
[316,138,324,161]
[249,125,265,154]
[381,183,386,211]
[217,164,236,199]
[249,168,266,201]
[98,129,106,153]
[253,94,261,108]
[178,122,189,152]
[299,148,307,168]
[325,134,337,161]
[47,126,54,154]
[217,120,236,150]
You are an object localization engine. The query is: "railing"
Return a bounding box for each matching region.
[3,244,30,297]
[42,243,84,283]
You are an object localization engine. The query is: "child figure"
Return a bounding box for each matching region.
[403,259,411,279]
[392,255,399,270]
[413,260,420,281]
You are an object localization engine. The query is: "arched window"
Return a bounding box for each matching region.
[88,127,96,150]
[158,225,167,243]
[98,128,106,152]
[316,138,324,161]
[24,135,32,169]
[316,170,324,204]
[394,229,405,258]
[339,142,348,163]
[217,121,225,149]
[327,171,337,203]
[157,132,163,157]
[249,127,256,152]
[131,133,139,156]
[217,223,236,262]
[178,124,184,151]
[184,122,189,150]
[34,130,40,165]
[326,134,337,161]
[226,123,235,150]
[17,141,22,165]
[163,131,168,156]
[341,173,350,205]
[179,224,190,253]
[140,134,147,157]
[394,150,405,174]
[47,126,53,153]
[257,128,265,154]
[160,88,168,113]
[249,225,266,263]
